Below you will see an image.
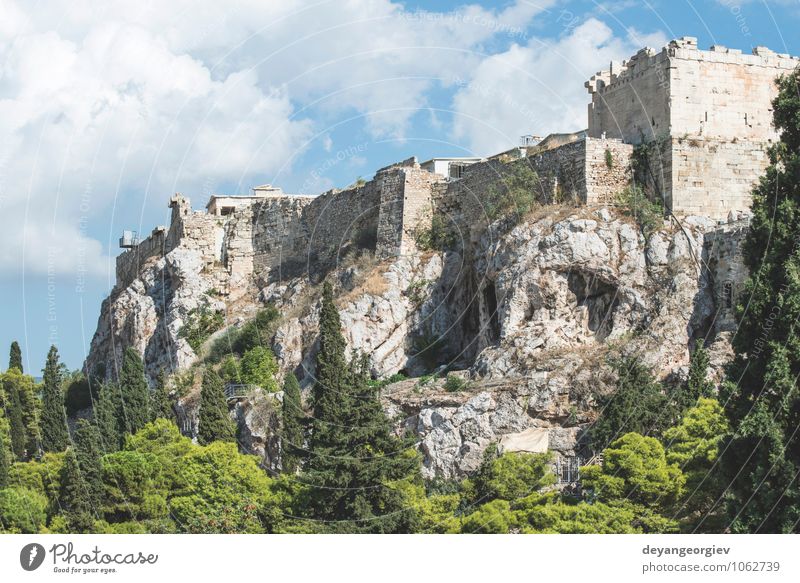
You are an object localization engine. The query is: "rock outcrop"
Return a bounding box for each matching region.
[85,204,748,478]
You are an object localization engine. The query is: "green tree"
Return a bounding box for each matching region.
[305,283,416,532]
[118,348,150,435]
[60,448,94,533]
[101,450,168,522]
[74,420,104,513]
[40,346,69,453]
[582,433,685,514]
[94,382,123,451]
[6,369,41,457]
[0,432,8,489]
[150,370,175,423]
[2,373,26,459]
[281,372,305,474]
[719,69,800,533]
[461,499,515,533]
[471,449,555,503]
[0,487,47,533]
[8,341,22,373]
[239,346,279,391]
[665,397,729,531]
[170,441,280,533]
[198,369,235,445]
[591,356,676,450]
[682,340,714,410]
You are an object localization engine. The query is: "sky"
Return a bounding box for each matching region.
[1,0,799,373]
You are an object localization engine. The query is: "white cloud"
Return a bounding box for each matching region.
[0,0,558,278]
[451,19,668,155]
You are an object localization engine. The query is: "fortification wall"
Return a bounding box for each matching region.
[669,137,769,218]
[587,47,670,144]
[376,164,444,259]
[669,44,799,141]
[115,228,166,289]
[585,138,634,205]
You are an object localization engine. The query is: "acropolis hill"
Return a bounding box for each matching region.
[84,37,798,475]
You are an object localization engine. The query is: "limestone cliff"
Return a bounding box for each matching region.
[85,193,748,478]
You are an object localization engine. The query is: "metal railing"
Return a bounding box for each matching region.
[224,383,259,401]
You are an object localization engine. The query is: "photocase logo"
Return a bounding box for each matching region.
[20,543,46,571]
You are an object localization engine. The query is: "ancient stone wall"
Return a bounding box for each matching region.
[115,227,166,289]
[587,37,799,218]
[586,47,671,144]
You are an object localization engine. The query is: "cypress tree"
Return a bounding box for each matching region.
[151,370,175,423]
[73,420,104,513]
[684,339,714,407]
[59,448,94,533]
[40,346,69,453]
[118,348,150,435]
[198,369,235,445]
[4,375,26,459]
[281,372,305,474]
[720,70,800,533]
[0,431,8,489]
[8,341,22,373]
[94,382,123,452]
[305,283,416,532]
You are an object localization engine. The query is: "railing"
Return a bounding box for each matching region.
[224,383,259,401]
[553,456,584,485]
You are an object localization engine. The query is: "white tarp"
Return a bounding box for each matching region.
[497,427,549,454]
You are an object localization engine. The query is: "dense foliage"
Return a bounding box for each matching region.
[719,69,800,533]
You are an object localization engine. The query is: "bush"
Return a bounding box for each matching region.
[443,373,468,393]
[179,302,225,354]
[616,185,664,239]
[484,162,540,220]
[207,306,280,362]
[415,215,456,252]
[605,148,614,168]
[239,346,279,392]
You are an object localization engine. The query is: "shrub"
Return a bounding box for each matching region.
[179,302,225,354]
[616,185,664,240]
[605,148,614,168]
[415,215,456,251]
[484,161,540,220]
[239,346,279,392]
[443,373,468,393]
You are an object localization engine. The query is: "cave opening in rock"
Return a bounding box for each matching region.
[567,271,619,340]
[483,281,501,344]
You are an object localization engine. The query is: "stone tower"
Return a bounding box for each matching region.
[586,37,799,218]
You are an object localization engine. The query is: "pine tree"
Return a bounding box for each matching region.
[60,448,94,533]
[590,356,676,451]
[118,347,150,435]
[0,431,9,488]
[40,346,69,453]
[8,341,22,373]
[151,370,175,423]
[281,373,305,474]
[74,420,104,513]
[198,369,235,445]
[94,382,123,452]
[305,283,416,532]
[720,70,800,533]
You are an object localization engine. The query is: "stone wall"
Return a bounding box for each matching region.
[115,227,166,289]
[669,137,769,218]
[587,36,799,218]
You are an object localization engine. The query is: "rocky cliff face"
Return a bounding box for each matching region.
[85,204,747,478]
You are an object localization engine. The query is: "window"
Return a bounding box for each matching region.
[221,206,235,216]
[723,280,733,309]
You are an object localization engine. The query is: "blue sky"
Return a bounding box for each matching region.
[1,0,799,373]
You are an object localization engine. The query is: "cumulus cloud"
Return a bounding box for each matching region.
[451,19,668,155]
[0,0,557,279]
